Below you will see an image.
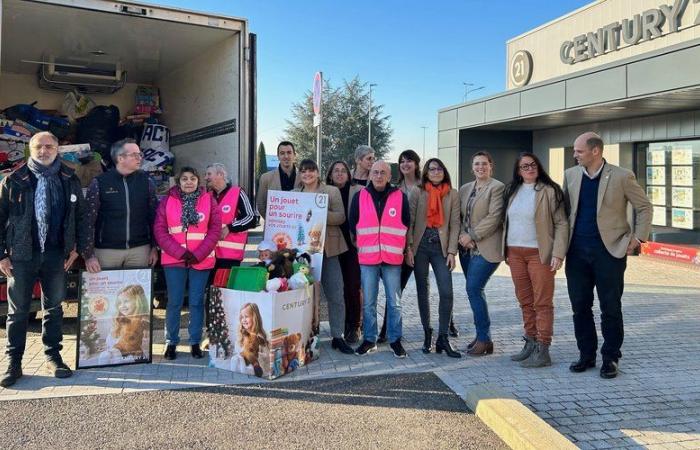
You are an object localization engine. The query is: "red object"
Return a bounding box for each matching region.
[212,268,231,288]
[0,281,42,302]
[640,242,700,266]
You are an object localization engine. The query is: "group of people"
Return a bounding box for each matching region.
[0,132,258,387]
[0,128,652,388]
[258,133,652,381]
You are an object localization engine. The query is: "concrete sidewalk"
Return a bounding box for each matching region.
[0,255,699,449]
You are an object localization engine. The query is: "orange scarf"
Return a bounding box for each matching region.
[425,182,450,228]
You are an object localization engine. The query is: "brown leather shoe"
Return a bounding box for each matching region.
[467,337,477,350]
[467,340,493,356]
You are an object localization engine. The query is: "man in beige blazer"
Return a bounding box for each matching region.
[564,132,652,379]
[256,141,302,218]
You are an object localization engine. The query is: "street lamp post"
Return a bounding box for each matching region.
[463,82,485,102]
[368,83,377,146]
[420,126,428,160]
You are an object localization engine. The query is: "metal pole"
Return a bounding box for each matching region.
[368,83,377,146]
[421,126,427,160]
[316,72,323,165]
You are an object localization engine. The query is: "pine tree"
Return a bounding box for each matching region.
[296,222,306,246]
[207,287,232,358]
[80,291,101,356]
[256,142,267,187]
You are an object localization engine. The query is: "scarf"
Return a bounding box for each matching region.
[179,188,202,231]
[425,182,450,229]
[27,157,62,252]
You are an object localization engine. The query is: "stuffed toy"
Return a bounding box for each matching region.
[304,334,321,364]
[265,277,288,292]
[307,223,324,254]
[282,332,302,374]
[288,264,311,290]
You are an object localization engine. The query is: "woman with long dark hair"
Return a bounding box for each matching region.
[405,158,461,357]
[326,160,363,344]
[503,152,568,368]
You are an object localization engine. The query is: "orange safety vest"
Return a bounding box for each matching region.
[161,192,216,270]
[215,186,248,261]
[356,188,407,265]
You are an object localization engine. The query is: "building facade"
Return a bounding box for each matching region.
[438,0,700,255]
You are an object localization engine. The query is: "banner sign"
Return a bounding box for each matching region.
[641,242,700,266]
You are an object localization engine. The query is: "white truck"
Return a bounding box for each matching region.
[0,0,257,317]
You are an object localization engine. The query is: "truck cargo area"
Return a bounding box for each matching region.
[0,0,250,182]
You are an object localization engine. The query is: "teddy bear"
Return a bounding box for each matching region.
[281,332,302,374]
[307,223,324,254]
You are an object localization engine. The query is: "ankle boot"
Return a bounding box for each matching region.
[520,342,552,368]
[467,340,494,356]
[449,319,459,338]
[421,328,433,353]
[435,334,461,358]
[510,336,537,362]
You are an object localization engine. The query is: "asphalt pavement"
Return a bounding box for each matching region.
[0,372,506,450]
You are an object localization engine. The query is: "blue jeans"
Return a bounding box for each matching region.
[459,252,499,342]
[6,249,66,361]
[163,266,211,345]
[360,264,402,343]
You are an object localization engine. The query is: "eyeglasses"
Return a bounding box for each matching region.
[519,162,538,171]
[428,167,444,173]
[123,152,143,159]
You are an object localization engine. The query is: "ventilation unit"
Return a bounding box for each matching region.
[37,56,126,94]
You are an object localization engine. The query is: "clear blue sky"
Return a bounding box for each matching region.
[153,0,589,160]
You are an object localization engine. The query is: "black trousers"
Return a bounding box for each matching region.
[565,238,626,362]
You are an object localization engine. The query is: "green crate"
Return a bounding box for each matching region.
[227,266,269,292]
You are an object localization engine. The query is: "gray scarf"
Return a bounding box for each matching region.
[26,157,62,252]
[179,188,202,231]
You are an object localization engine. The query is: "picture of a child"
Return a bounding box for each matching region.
[229,303,270,377]
[98,285,150,365]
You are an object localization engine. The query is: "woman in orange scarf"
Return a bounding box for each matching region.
[405,158,461,357]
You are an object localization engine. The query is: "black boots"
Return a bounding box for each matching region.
[435,334,461,358]
[0,361,22,387]
[600,360,619,379]
[569,355,596,372]
[191,344,204,359]
[422,328,433,353]
[332,337,355,354]
[163,344,177,360]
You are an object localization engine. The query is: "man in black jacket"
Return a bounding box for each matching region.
[0,132,88,387]
[84,138,158,273]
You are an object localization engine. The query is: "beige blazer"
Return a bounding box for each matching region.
[503,183,570,264]
[408,186,460,258]
[563,162,652,259]
[458,179,505,263]
[296,183,348,258]
[257,167,302,218]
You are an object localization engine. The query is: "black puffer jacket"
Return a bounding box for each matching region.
[0,163,88,262]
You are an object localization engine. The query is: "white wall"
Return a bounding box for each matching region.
[0,72,137,114]
[158,34,240,178]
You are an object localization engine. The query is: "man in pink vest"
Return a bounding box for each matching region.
[205,163,257,269]
[349,160,410,358]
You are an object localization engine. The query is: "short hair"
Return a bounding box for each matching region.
[586,136,604,152]
[177,166,200,182]
[354,145,374,163]
[471,151,494,165]
[277,141,296,154]
[299,159,319,172]
[206,163,229,183]
[29,131,59,149]
[111,138,138,162]
[421,158,452,188]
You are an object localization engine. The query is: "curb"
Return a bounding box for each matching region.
[465,385,578,450]
[434,370,577,450]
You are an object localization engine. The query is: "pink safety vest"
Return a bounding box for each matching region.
[215,186,248,261]
[356,188,407,265]
[162,192,216,270]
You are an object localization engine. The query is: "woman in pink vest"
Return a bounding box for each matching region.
[154,167,222,360]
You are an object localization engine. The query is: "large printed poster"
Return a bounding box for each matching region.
[77,269,153,369]
[208,286,318,380]
[265,190,329,280]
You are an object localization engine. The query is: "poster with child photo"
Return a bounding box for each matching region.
[77,269,153,369]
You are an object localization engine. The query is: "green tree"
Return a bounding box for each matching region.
[284,76,392,174]
[256,141,267,184]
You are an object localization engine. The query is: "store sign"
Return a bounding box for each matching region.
[641,241,700,266]
[510,50,533,87]
[560,0,697,65]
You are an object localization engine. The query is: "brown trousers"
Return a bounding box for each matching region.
[507,246,555,345]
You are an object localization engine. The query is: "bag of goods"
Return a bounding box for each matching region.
[76,105,120,166]
[61,90,96,122]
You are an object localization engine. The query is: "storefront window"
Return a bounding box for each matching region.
[635,140,699,246]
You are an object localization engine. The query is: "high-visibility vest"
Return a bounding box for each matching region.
[356,188,407,265]
[215,186,248,261]
[161,192,216,270]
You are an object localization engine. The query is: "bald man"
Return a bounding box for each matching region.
[349,160,410,358]
[563,132,652,379]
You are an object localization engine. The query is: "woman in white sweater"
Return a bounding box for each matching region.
[503,152,569,368]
